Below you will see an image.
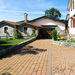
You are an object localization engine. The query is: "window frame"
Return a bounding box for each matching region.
[4,27,8,33]
[23,26,28,33]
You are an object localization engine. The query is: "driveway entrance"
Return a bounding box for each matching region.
[37,28,54,39]
[0,40,51,75]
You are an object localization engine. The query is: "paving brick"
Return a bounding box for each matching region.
[0,40,50,75]
[51,40,75,75]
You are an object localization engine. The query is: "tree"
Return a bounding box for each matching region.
[45,8,61,20]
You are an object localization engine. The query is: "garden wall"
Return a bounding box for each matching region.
[53,40,75,47]
[0,38,36,57]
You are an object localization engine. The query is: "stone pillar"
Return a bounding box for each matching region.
[65,32,70,42]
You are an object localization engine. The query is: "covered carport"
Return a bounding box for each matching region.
[37,25,57,39]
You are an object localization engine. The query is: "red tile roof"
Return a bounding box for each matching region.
[3,20,21,25]
[1,20,40,27]
[26,22,40,27]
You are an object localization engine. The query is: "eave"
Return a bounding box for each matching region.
[67,0,72,10]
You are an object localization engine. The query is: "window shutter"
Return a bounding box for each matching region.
[71,3,72,11]
[73,18,75,27]
[73,0,74,9]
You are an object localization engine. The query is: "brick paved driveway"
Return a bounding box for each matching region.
[0,40,51,75]
[51,41,75,75]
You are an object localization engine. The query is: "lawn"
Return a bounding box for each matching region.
[0,38,29,50]
[69,40,75,43]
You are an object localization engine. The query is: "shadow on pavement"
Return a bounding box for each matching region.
[1,72,12,75]
[0,46,47,59]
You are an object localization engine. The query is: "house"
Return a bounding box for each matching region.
[0,13,66,39]
[28,14,66,38]
[0,19,39,38]
[67,0,75,37]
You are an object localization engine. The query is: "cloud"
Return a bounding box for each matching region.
[0,0,69,21]
[0,15,24,17]
[0,9,44,14]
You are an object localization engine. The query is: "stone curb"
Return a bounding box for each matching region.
[46,41,52,75]
[0,37,36,56]
[52,40,75,47]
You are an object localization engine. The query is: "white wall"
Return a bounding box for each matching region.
[68,0,75,35]
[18,25,33,37]
[0,24,35,38]
[30,18,65,34]
[68,18,75,34]
[0,24,14,37]
[70,0,75,17]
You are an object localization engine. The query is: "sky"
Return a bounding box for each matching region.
[0,0,69,22]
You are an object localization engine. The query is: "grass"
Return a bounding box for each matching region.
[69,40,75,43]
[0,38,29,50]
[57,35,65,39]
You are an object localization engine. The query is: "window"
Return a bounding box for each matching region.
[24,27,27,33]
[4,27,8,33]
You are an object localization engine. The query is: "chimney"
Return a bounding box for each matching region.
[24,13,28,23]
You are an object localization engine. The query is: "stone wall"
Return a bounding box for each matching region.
[0,38,36,57]
[53,40,75,47]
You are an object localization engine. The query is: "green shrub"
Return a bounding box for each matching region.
[13,26,22,39]
[30,32,36,37]
[16,33,22,38]
[51,29,57,41]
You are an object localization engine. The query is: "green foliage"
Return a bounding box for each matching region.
[4,30,8,40]
[58,35,65,38]
[17,20,24,23]
[51,29,57,41]
[4,30,8,34]
[13,26,22,39]
[30,32,36,37]
[69,40,75,43]
[0,38,29,50]
[45,8,61,20]
[57,35,66,40]
[13,26,17,39]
